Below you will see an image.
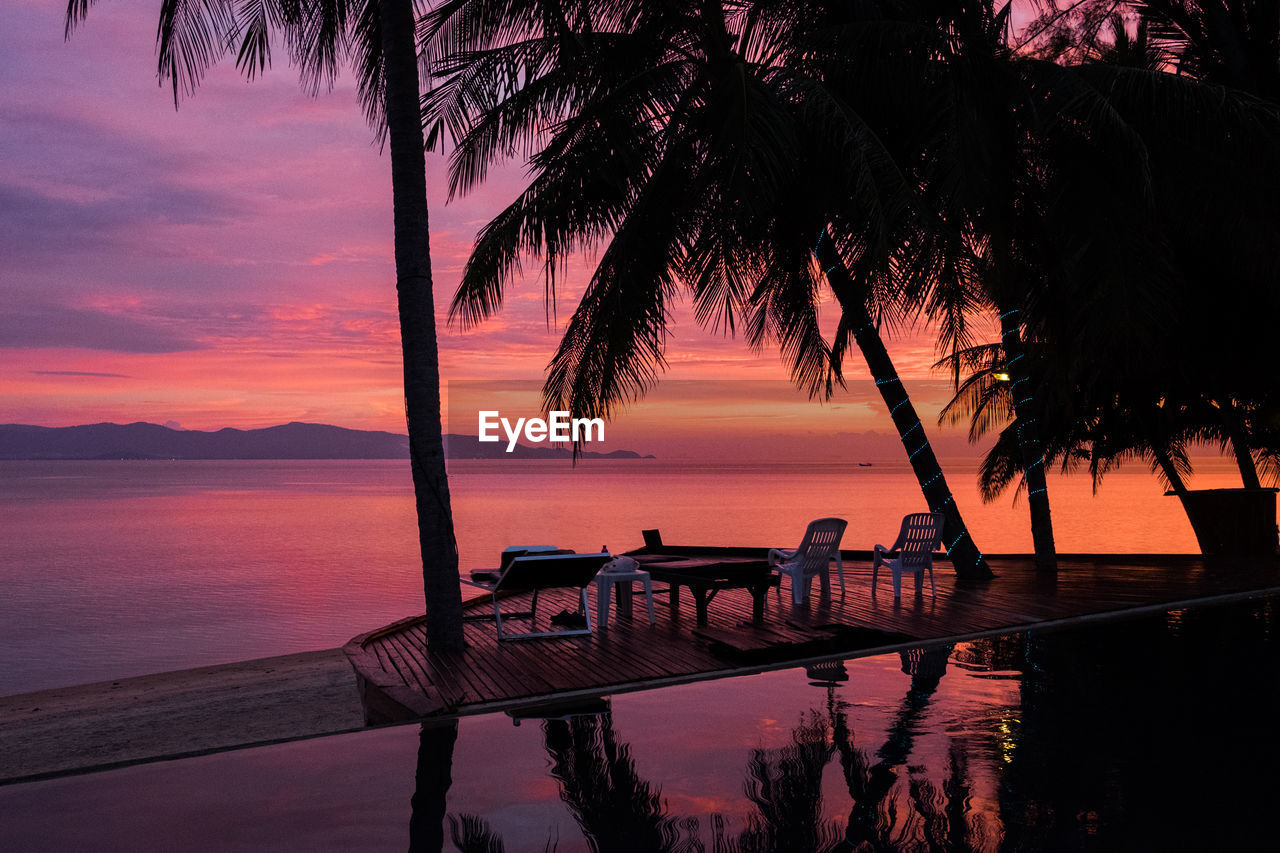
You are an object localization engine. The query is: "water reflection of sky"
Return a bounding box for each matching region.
[1,459,1245,695]
[0,643,1018,851]
[2,598,1277,851]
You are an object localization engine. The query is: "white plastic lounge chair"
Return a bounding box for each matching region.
[463,552,611,640]
[872,512,945,599]
[768,517,848,604]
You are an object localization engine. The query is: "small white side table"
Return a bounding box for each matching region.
[594,569,656,629]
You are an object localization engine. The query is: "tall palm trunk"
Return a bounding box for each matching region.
[998,305,1058,572]
[1217,397,1262,488]
[380,0,465,650]
[815,235,993,580]
[1153,446,1190,500]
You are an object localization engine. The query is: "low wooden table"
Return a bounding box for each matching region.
[638,557,780,626]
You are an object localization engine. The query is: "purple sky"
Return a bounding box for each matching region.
[1,0,955,436]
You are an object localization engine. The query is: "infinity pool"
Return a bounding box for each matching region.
[2,596,1277,851]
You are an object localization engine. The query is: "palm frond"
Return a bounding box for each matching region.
[230,0,282,79]
[154,0,239,106]
[978,424,1025,503]
[748,250,840,399]
[447,81,669,328]
[936,344,1015,443]
[542,150,700,423]
[349,0,386,134]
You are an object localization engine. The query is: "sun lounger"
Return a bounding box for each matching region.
[463,552,611,640]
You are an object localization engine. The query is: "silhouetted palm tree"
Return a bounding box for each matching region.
[67,0,465,648]
[895,2,1068,571]
[1135,0,1280,99]
[422,0,994,578]
[938,6,1280,511]
[1123,0,1280,486]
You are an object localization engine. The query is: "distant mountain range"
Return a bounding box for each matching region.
[0,422,653,461]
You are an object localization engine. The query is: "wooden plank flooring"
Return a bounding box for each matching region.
[344,553,1280,722]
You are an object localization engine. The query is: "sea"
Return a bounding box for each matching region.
[3,458,1279,850]
[0,457,1247,696]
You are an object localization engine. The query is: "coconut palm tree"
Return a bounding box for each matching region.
[937,5,1280,517]
[1014,3,1280,490]
[1126,0,1280,486]
[894,1,1069,571]
[421,0,995,579]
[1131,0,1280,99]
[67,0,466,649]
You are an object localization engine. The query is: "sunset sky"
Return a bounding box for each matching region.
[2,1,965,442]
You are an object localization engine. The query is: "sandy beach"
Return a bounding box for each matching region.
[0,650,366,785]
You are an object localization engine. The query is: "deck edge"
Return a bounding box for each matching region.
[347,581,1280,724]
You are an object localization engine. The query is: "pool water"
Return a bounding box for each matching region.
[2,596,1277,851]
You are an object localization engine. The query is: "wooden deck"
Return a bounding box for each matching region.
[344,549,1280,723]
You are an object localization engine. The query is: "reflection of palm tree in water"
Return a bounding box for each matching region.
[443,710,678,852]
[427,646,985,851]
[543,712,683,852]
[832,645,981,851]
[543,708,852,852]
[436,703,847,852]
[410,721,459,853]
[729,646,971,851]
[734,711,845,852]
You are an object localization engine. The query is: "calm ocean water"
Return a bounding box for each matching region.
[0,457,1246,696]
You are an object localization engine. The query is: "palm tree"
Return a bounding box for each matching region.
[422,0,995,579]
[939,5,1280,518]
[1133,0,1280,99]
[67,0,466,649]
[1126,0,1280,487]
[1016,3,1280,491]
[898,1,1067,572]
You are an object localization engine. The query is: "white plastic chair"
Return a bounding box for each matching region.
[872,512,945,599]
[768,518,848,604]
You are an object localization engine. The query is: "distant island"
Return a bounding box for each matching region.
[0,422,654,461]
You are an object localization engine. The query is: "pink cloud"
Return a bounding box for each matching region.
[1,3,980,435]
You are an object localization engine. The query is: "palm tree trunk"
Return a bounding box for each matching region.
[380,0,465,651]
[997,305,1058,573]
[1217,397,1262,488]
[815,236,993,580]
[1153,447,1190,499]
